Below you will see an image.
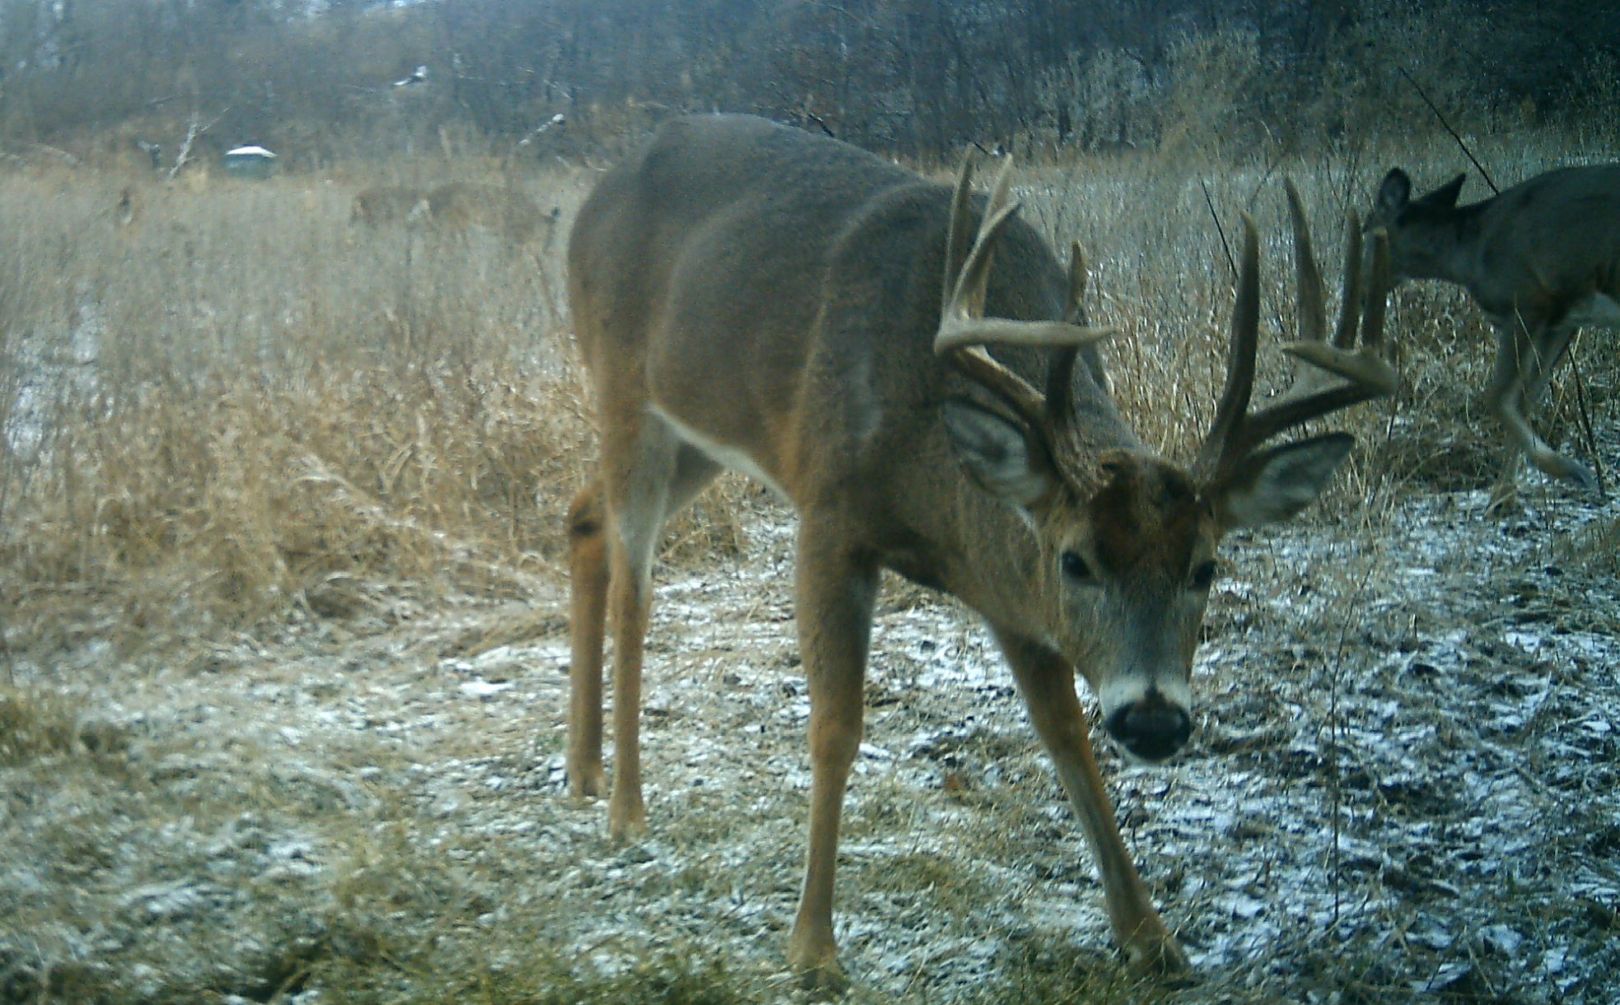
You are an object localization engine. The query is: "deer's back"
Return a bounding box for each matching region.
[425,183,543,241]
[567,115,1084,479]
[1473,164,1620,317]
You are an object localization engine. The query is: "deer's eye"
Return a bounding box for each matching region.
[1190,560,1217,591]
[1060,550,1095,585]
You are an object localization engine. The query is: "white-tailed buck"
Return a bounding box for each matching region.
[1367,165,1620,512]
[565,114,1393,985]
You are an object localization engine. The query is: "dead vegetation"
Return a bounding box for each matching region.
[1,127,1617,1004]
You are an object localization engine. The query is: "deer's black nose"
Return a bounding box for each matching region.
[1105,694,1191,762]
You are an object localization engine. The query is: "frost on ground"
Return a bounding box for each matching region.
[3,478,1618,1003]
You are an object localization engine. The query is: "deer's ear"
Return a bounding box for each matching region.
[1210,433,1353,529]
[1376,169,1411,216]
[942,399,1054,509]
[1426,173,1466,208]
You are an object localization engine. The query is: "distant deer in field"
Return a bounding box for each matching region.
[565,114,1393,986]
[418,182,556,246]
[349,186,428,228]
[1367,165,1620,512]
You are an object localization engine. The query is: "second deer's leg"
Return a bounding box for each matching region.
[1485,320,1594,511]
[1517,322,1593,488]
[786,523,877,990]
[993,628,1189,973]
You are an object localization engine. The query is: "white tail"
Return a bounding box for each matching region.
[1368,164,1620,512]
[565,114,1392,986]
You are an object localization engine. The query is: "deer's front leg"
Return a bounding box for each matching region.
[786,530,877,991]
[994,628,1189,973]
[1484,320,1595,513]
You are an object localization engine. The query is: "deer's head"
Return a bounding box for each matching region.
[937,164,1395,761]
[1365,168,1469,283]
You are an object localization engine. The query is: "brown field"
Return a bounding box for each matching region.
[1,126,1617,1003]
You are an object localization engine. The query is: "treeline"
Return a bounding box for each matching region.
[1,0,1616,170]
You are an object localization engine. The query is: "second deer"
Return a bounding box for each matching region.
[1367,164,1620,512]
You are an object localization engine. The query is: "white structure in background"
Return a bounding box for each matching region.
[223,145,278,180]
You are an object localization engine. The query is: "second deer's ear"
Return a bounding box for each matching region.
[1376,169,1411,215]
[1426,173,1466,208]
[942,399,1055,510]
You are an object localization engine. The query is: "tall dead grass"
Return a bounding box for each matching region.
[2,125,1614,658]
[0,164,597,653]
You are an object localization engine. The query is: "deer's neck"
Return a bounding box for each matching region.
[1402,200,1491,288]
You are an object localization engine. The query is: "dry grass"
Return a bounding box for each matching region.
[0,158,770,659]
[0,165,567,654]
[5,127,1614,657]
[1016,125,1618,527]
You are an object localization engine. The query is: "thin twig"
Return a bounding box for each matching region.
[167,108,229,182]
[1566,332,1608,498]
[1201,178,1236,280]
[1399,67,1498,194]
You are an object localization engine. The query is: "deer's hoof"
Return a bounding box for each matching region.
[607,796,647,843]
[791,958,849,997]
[1484,485,1522,519]
[1530,450,1598,495]
[1563,461,1600,494]
[1122,921,1191,977]
[567,762,606,800]
[787,929,848,996]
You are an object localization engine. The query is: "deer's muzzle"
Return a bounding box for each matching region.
[1104,689,1191,762]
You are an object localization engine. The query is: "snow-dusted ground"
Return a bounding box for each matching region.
[4,470,1617,1003]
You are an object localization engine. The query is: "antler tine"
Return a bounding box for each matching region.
[1279,201,1397,397]
[942,159,977,322]
[934,155,1113,432]
[1045,242,1087,430]
[1067,241,1088,319]
[1358,225,1389,353]
[1215,216,1397,470]
[943,207,1022,327]
[943,159,1022,327]
[1330,212,1364,350]
[1285,179,1327,346]
[1283,182,1367,394]
[1196,213,1262,475]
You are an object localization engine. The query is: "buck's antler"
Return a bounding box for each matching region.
[934,157,1113,433]
[1195,189,1397,481]
[1281,178,1394,393]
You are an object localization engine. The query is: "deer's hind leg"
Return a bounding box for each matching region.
[581,416,721,841]
[567,482,610,799]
